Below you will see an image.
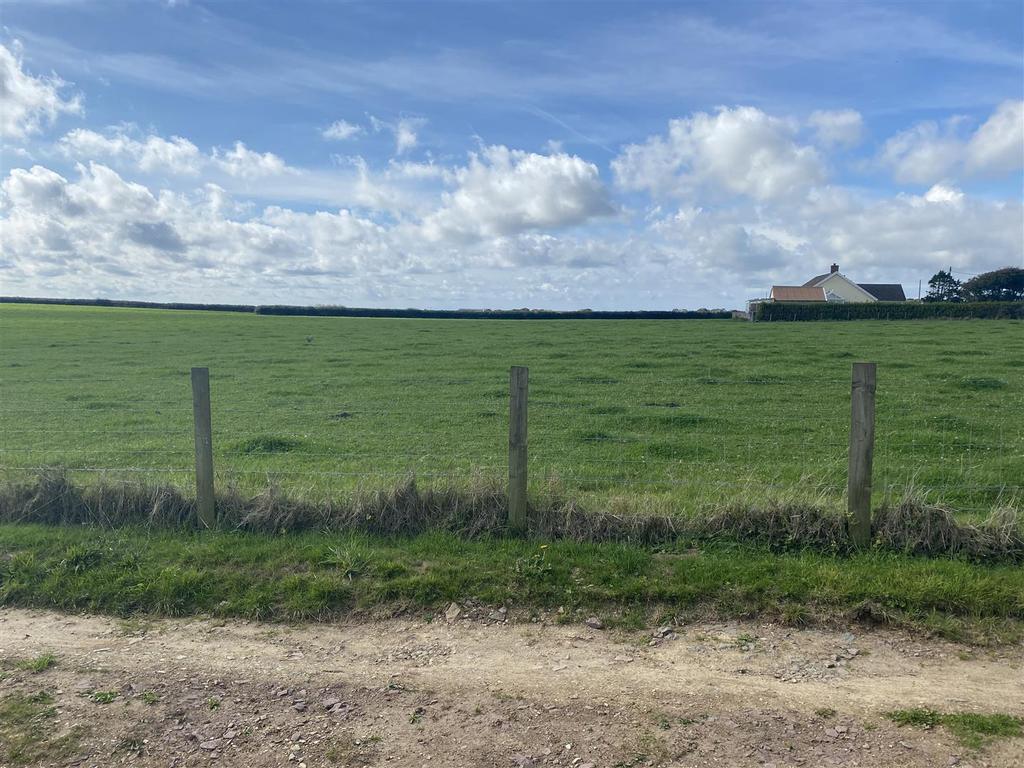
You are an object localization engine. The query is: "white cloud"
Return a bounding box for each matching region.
[370,115,426,155]
[1,160,1019,309]
[923,183,964,205]
[807,187,1022,274]
[212,141,292,178]
[60,128,291,180]
[421,145,614,241]
[877,119,964,185]
[59,128,203,175]
[394,118,421,154]
[0,162,390,281]
[965,100,1024,176]
[808,109,864,148]
[322,119,363,141]
[0,42,82,140]
[878,101,1024,184]
[612,106,825,201]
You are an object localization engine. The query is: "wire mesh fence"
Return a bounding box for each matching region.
[0,363,1021,520]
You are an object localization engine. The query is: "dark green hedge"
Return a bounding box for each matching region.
[753,301,1024,321]
[1,296,730,321]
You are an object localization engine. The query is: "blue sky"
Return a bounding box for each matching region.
[1,0,1022,309]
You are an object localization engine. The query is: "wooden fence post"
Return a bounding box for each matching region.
[191,367,216,529]
[508,366,529,535]
[847,362,876,547]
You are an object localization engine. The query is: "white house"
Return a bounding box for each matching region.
[770,264,906,303]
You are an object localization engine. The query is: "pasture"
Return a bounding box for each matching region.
[1,303,1021,517]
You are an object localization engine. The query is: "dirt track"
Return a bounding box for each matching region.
[1,608,1022,767]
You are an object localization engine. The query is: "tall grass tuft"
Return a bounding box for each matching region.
[0,469,1020,562]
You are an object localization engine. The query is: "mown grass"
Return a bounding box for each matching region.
[887,708,1023,749]
[1,304,1021,518]
[2,523,1023,644]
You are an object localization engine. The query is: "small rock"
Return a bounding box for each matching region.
[445,602,462,622]
[292,702,307,712]
[585,617,604,630]
[200,740,221,750]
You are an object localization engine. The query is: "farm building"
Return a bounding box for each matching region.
[770,264,906,303]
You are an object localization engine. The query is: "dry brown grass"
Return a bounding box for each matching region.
[0,469,1019,562]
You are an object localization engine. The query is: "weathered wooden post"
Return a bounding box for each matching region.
[190,367,216,528]
[508,366,529,535]
[847,362,876,548]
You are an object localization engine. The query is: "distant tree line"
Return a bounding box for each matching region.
[925,267,1024,303]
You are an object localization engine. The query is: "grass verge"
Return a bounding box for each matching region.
[887,708,1023,749]
[2,523,1023,644]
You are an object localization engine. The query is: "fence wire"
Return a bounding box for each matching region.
[1,366,1021,516]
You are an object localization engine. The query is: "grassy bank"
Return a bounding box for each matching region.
[1,304,1021,516]
[2,523,1023,644]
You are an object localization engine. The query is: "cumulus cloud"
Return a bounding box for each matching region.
[0,162,390,281]
[877,119,964,185]
[59,128,297,181]
[878,100,1024,184]
[808,109,864,148]
[965,100,1024,177]
[421,145,614,241]
[212,141,292,178]
[612,106,825,201]
[799,186,1022,274]
[0,42,82,139]
[322,119,363,141]
[370,115,426,155]
[1,159,1019,308]
[923,183,965,205]
[59,128,203,175]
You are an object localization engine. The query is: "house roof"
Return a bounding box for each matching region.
[802,274,831,287]
[771,285,826,302]
[858,284,907,302]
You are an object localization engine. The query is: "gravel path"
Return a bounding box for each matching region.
[1,607,1022,767]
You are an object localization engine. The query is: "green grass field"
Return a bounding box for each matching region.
[1,304,1022,516]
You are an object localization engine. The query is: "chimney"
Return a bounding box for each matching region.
[830,263,839,274]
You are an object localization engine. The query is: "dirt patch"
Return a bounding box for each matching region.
[1,608,1022,767]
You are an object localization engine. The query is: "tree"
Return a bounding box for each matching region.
[962,267,1024,302]
[924,269,962,302]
